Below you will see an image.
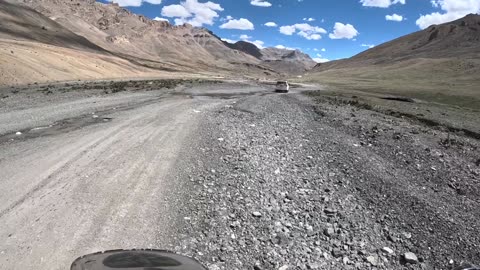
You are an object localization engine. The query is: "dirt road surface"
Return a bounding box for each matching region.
[0,81,479,270]
[0,81,246,269]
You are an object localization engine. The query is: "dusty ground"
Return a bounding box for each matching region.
[0,81,478,270]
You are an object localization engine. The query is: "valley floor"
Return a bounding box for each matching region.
[0,81,478,269]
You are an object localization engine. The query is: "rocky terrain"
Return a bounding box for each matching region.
[172,89,480,270]
[0,80,479,270]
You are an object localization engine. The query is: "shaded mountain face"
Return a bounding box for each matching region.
[0,0,106,53]
[0,0,171,86]
[224,41,263,59]
[314,14,480,71]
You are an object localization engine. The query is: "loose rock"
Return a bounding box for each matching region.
[403,252,418,264]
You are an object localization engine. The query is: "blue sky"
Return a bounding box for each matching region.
[99,0,480,62]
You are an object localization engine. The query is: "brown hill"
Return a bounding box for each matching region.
[304,14,480,109]
[0,0,112,54]
[313,14,480,71]
[15,0,305,76]
[0,0,174,86]
[16,0,260,72]
[3,0,315,85]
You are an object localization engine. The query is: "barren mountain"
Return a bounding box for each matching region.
[225,41,317,74]
[0,0,170,86]
[304,14,480,109]
[3,0,316,85]
[16,0,258,71]
[12,0,300,77]
[313,14,480,71]
[261,47,317,74]
[0,0,106,53]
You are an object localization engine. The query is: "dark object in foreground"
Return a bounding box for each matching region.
[71,249,206,270]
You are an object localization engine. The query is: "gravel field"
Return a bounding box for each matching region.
[173,91,480,270]
[0,81,478,270]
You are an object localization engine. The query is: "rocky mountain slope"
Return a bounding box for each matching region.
[0,0,320,85]
[313,14,480,71]
[0,0,170,86]
[225,41,317,74]
[0,0,106,53]
[261,47,317,74]
[15,0,258,72]
[1,0,314,83]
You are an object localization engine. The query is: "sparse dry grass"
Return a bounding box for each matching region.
[297,58,480,136]
[298,58,480,110]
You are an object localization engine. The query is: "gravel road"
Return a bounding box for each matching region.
[0,81,478,270]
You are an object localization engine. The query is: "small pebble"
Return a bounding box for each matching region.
[252,211,262,217]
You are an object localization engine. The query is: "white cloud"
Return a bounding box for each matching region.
[303,17,315,22]
[279,25,296,35]
[359,0,405,8]
[265,22,278,27]
[329,22,359,39]
[154,17,169,22]
[240,34,252,40]
[299,32,321,40]
[162,5,191,17]
[251,40,265,49]
[313,57,330,63]
[386,13,404,21]
[361,44,375,48]
[250,0,272,7]
[107,0,162,7]
[161,0,223,27]
[279,23,327,40]
[220,18,255,30]
[237,35,265,49]
[321,48,326,52]
[416,0,480,29]
[275,45,295,50]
